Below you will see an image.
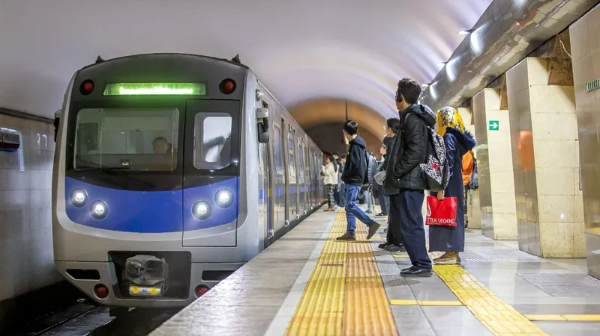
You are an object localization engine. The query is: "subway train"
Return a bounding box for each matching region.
[52,53,325,309]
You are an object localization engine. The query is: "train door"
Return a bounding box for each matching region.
[258,122,271,242]
[287,127,298,221]
[272,121,286,232]
[297,138,306,217]
[182,100,240,247]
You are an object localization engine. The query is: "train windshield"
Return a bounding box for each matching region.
[73,108,179,172]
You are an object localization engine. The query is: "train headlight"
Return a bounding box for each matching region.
[90,201,108,219]
[192,201,211,220]
[214,189,234,208]
[70,189,87,207]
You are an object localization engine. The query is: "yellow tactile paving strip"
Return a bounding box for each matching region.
[434,265,548,335]
[285,210,398,336]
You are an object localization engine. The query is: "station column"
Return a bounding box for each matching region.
[472,88,518,240]
[506,57,585,258]
[570,6,600,277]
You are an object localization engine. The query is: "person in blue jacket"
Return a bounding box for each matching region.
[429,107,476,265]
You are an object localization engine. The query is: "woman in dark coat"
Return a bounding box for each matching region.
[429,107,476,265]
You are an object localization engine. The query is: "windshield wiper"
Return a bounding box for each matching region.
[75,165,132,172]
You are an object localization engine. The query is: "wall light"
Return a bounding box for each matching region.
[458,30,473,35]
[437,62,447,67]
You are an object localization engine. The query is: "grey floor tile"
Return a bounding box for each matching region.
[534,321,600,336]
[420,306,492,336]
[391,306,436,336]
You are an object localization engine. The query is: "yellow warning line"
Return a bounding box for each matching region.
[285,211,398,336]
[434,265,548,335]
[526,314,600,321]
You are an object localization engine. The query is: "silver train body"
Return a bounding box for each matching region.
[52,54,325,308]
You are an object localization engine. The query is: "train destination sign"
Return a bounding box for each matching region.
[103,83,206,96]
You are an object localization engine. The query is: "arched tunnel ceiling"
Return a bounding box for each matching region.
[0,0,492,119]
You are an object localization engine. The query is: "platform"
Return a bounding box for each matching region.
[151,209,600,336]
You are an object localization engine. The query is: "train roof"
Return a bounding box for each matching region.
[78,53,250,72]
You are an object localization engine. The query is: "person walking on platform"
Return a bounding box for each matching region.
[379,118,405,252]
[387,78,434,277]
[332,152,342,205]
[365,150,377,214]
[321,154,338,212]
[429,107,476,265]
[338,155,347,207]
[337,120,381,241]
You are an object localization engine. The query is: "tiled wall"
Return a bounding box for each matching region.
[507,57,584,258]
[0,113,60,301]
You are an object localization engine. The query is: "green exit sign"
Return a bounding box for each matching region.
[488,120,499,131]
[587,79,600,92]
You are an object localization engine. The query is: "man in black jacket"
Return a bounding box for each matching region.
[380,118,404,252]
[385,78,434,277]
[337,120,381,241]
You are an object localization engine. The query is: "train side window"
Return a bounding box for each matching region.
[297,141,305,181]
[273,125,283,174]
[288,134,296,179]
[194,113,232,169]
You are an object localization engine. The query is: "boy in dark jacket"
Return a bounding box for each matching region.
[337,120,381,241]
[385,78,434,277]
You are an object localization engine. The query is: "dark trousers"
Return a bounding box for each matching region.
[393,190,432,269]
[386,193,404,245]
[464,185,469,226]
[333,188,340,206]
[377,184,389,215]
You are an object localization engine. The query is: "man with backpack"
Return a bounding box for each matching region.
[385,78,435,277]
[337,120,381,241]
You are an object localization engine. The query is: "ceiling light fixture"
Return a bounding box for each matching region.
[458,30,473,35]
[437,62,447,67]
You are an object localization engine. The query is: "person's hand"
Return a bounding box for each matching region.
[437,191,445,201]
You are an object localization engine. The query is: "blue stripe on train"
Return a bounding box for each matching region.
[258,185,313,200]
[65,177,239,233]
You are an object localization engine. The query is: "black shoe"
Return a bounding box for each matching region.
[378,243,390,249]
[376,212,386,217]
[385,244,404,252]
[336,232,356,241]
[400,266,432,277]
[367,223,381,240]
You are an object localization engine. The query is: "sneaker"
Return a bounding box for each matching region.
[384,244,404,252]
[366,223,381,240]
[378,243,390,249]
[383,228,388,233]
[376,212,387,217]
[336,232,356,241]
[434,252,459,265]
[400,266,432,277]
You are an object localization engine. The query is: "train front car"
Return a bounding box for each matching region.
[52,54,261,308]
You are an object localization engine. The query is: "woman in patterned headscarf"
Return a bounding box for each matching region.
[429,107,476,265]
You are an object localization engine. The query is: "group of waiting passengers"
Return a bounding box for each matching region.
[321,78,476,277]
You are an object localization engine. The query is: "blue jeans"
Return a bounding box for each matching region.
[345,184,377,233]
[393,190,431,269]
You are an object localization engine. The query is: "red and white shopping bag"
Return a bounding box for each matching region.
[426,196,458,227]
